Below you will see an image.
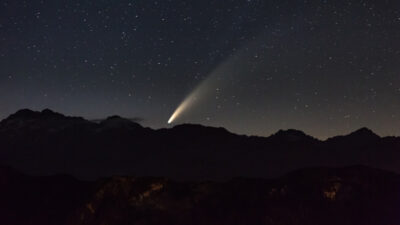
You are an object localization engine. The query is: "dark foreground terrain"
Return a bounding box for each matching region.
[1,109,399,224]
[1,165,399,225]
[1,109,400,180]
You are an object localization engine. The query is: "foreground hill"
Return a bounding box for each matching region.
[0,109,400,179]
[1,166,399,225]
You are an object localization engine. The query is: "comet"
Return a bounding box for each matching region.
[167,56,236,124]
[167,67,223,124]
[167,38,263,124]
[168,93,198,124]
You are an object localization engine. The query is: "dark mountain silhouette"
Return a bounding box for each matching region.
[0,166,92,225]
[266,129,318,143]
[0,165,399,225]
[325,127,381,146]
[99,115,143,130]
[0,109,400,180]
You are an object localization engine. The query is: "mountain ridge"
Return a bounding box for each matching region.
[0,109,398,180]
[0,108,384,140]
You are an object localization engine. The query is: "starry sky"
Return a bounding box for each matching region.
[1,0,400,139]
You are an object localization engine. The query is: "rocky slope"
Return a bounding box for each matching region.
[1,166,399,225]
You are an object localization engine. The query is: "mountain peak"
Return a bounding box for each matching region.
[350,127,379,138]
[0,109,89,132]
[6,109,84,122]
[41,108,68,119]
[105,115,124,120]
[325,127,380,145]
[41,108,57,115]
[99,115,142,129]
[7,108,66,120]
[10,108,37,118]
[268,129,317,142]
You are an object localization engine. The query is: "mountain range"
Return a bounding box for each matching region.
[0,109,399,180]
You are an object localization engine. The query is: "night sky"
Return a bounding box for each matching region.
[1,0,400,139]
